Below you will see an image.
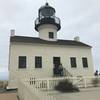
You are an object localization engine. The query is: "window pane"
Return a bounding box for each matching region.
[35,56,42,68]
[49,32,54,39]
[82,57,88,68]
[70,57,77,68]
[18,56,26,68]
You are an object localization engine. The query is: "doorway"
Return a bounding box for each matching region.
[53,57,60,68]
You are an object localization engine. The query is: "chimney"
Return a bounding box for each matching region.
[74,36,80,42]
[10,29,15,37]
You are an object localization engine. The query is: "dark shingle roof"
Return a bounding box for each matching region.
[10,36,91,48]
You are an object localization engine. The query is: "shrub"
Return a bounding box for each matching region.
[92,78,100,87]
[54,79,79,92]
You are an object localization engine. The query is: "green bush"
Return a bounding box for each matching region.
[54,79,79,92]
[92,78,100,87]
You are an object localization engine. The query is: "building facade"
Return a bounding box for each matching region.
[8,3,94,88]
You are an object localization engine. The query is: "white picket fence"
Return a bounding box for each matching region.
[18,79,57,100]
[26,76,100,90]
[18,76,100,100]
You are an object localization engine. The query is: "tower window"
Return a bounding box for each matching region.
[35,56,42,68]
[82,57,88,68]
[18,56,26,69]
[49,32,54,39]
[70,57,77,68]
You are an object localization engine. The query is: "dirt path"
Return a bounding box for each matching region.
[0,93,18,100]
[47,87,100,100]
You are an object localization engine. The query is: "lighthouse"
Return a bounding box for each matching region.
[35,3,61,41]
[8,2,94,89]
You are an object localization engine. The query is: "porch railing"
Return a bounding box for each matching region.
[18,76,100,100]
[18,79,56,100]
[26,76,100,90]
[53,67,72,77]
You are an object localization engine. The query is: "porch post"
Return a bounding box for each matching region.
[83,77,87,88]
[47,79,50,90]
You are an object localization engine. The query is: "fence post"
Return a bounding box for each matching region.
[47,79,50,90]
[83,77,87,88]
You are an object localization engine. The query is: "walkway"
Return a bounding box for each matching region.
[47,87,100,100]
[0,90,18,100]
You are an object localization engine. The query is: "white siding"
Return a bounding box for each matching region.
[38,24,57,41]
[8,42,94,88]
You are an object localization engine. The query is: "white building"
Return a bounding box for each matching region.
[8,3,94,88]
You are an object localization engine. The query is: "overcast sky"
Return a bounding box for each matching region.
[0,0,100,79]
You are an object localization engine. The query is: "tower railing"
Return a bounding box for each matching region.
[35,16,61,31]
[35,16,61,25]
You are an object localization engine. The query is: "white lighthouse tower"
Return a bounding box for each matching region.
[35,3,61,41]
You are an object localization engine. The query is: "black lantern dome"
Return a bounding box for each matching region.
[35,3,61,31]
[39,3,55,17]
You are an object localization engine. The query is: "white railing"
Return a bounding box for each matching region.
[74,76,100,88]
[26,77,68,90]
[26,76,100,90]
[18,76,100,100]
[64,68,73,77]
[18,79,56,100]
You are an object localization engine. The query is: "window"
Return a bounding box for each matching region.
[82,57,88,68]
[70,57,77,68]
[18,56,26,68]
[49,32,54,39]
[35,56,42,68]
